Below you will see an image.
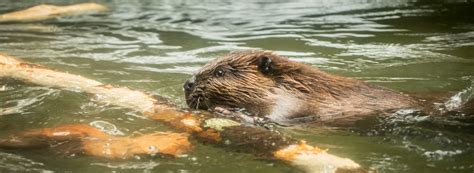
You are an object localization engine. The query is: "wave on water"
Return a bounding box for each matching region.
[442,79,474,112]
[0,84,58,116]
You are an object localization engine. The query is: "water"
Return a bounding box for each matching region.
[1,0,473,172]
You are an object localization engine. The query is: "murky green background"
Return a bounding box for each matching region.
[1,0,473,172]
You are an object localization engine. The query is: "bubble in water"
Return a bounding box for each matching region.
[89,120,125,136]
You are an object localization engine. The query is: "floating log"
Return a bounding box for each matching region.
[0,53,364,173]
[0,3,108,23]
[0,124,191,159]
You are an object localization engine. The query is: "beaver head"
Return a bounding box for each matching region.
[183,50,358,120]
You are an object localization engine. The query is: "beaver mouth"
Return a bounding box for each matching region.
[185,88,211,110]
[185,95,209,110]
[184,87,238,111]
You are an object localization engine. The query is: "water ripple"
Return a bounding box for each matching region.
[0,85,58,116]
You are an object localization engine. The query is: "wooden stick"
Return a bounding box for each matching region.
[0,53,365,173]
[0,3,108,23]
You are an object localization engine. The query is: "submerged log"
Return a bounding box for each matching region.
[0,3,108,23]
[0,124,191,159]
[0,53,364,173]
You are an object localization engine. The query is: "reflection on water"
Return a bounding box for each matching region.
[0,80,59,116]
[0,152,50,172]
[0,0,473,172]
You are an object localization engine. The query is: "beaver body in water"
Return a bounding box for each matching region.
[184,50,469,124]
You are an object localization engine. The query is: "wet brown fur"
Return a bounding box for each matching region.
[185,50,419,122]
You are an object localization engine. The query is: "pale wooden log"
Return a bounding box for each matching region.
[0,124,191,159]
[0,3,108,23]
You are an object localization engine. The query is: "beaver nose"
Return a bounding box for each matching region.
[184,79,195,92]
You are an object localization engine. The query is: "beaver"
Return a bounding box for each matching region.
[183,50,468,124]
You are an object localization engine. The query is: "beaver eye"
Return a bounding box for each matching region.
[215,69,225,77]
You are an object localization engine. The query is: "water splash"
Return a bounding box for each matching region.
[424,150,463,161]
[90,161,161,169]
[443,79,474,112]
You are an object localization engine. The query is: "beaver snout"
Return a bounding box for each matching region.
[183,78,195,108]
[183,79,195,94]
[184,76,208,109]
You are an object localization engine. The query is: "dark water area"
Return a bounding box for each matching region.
[0,0,473,172]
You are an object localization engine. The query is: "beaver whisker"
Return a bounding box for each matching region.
[196,96,201,109]
[203,97,211,110]
[195,88,204,93]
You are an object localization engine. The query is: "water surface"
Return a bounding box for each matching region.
[0,0,473,172]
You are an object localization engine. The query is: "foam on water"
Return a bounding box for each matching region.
[443,80,474,112]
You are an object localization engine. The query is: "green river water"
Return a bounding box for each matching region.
[0,0,473,172]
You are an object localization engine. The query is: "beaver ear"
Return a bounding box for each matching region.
[257,56,272,75]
